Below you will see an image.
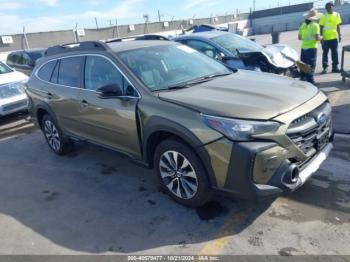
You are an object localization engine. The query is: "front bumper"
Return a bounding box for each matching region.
[206,139,333,200]
[0,95,29,116]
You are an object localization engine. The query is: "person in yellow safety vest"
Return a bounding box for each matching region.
[320,2,342,74]
[298,9,321,84]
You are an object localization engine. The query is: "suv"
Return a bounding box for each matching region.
[26,40,333,207]
[7,49,46,76]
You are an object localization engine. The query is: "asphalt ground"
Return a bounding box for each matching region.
[0,27,349,256]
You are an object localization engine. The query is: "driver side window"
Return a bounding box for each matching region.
[84,56,137,97]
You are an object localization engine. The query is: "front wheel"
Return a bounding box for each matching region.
[154,139,212,207]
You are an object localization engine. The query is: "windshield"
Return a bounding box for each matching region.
[118,44,230,91]
[211,33,263,56]
[0,61,13,74]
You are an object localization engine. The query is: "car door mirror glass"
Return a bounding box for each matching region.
[96,84,123,98]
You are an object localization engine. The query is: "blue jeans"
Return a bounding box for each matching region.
[300,48,317,83]
[322,39,339,70]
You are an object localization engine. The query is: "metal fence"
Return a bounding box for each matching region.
[0,13,249,52]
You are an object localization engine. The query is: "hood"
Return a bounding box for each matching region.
[158,70,319,120]
[237,44,298,69]
[0,71,28,85]
[262,44,299,68]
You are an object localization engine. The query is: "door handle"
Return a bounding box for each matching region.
[80,100,89,109]
[46,92,53,99]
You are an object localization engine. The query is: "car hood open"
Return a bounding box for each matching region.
[158,70,319,120]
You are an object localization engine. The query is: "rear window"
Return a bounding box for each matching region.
[37,60,57,82]
[7,53,20,66]
[58,57,84,88]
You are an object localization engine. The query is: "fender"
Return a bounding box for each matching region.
[33,101,59,129]
[142,116,218,187]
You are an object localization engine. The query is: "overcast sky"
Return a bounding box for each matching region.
[0,0,330,34]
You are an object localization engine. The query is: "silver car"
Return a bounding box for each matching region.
[0,61,29,116]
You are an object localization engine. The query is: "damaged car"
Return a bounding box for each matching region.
[174,31,302,77]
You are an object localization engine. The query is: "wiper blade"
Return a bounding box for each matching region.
[186,72,232,85]
[206,72,233,78]
[157,72,233,91]
[165,84,190,90]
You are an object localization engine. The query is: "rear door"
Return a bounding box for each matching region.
[77,55,141,158]
[42,56,84,136]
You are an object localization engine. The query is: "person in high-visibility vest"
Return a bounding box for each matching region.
[320,2,342,74]
[298,9,321,84]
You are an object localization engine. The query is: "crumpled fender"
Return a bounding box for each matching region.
[262,44,299,69]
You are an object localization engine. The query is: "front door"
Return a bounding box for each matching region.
[77,55,141,159]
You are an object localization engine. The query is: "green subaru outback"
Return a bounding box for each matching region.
[26,40,333,207]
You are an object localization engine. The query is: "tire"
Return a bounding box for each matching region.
[41,114,73,155]
[154,139,212,207]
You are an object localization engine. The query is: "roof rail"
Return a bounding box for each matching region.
[105,34,170,43]
[45,41,110,56]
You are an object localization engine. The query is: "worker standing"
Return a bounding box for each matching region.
[320,2,342,74]
[298,9,321,84]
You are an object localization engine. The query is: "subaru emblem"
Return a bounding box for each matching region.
[317,113,327,126]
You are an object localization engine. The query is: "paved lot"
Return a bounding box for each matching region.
[0,28,349,255]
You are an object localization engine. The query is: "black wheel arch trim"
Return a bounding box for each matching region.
[33,101,59,129]
[142,116,218,187]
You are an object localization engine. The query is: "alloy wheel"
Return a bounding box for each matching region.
[159,151,198,199]
[44,120,61,152]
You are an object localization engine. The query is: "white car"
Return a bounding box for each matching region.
[0,61,29,116]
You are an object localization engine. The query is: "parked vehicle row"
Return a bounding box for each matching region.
[25,39,333,207]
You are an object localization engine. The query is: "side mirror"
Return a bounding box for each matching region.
[96,84,123,98]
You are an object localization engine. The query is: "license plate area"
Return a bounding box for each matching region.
[316,130,330,151]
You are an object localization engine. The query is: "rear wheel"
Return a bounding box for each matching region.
[41,114,73,155]
[154,139,212,207]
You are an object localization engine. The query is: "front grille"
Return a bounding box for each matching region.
[3,100,28,112]
[287,102,332,157]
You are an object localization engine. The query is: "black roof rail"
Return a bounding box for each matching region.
[45,41,110,56]
[105,34,170,43]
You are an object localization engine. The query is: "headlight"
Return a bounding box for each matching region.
[202,114,280,141]
[0,81,26,98]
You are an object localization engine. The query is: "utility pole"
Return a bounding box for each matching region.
[94,17,99,29]
[253,0,256,11]
[23,26,30,50]
[158,10,161,22]
[115,19,119,38]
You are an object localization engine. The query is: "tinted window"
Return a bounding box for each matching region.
[18,53,32,66]
[186,40,219,59]
[7,53,20,66]
[211,34,262,56]
[37,60,57,82]
[58,57,83,87]
[84,56,123,91]
[51,60,59,84]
